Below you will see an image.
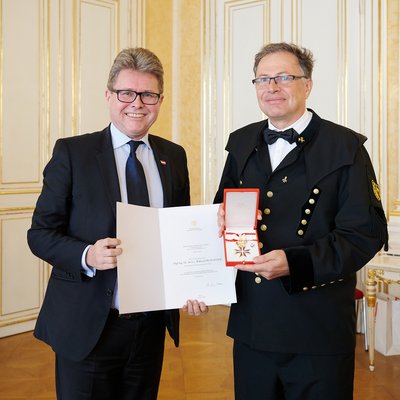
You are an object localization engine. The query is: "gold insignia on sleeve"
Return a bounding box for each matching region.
[371,180,381,201]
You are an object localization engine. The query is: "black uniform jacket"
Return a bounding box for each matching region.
[214,110,388,355]
[28,126,190,362]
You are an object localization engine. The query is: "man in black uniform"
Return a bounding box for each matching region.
[215,42,388,400]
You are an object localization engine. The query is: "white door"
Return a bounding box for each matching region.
[201,0,386,204]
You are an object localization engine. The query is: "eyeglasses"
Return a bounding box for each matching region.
[111,89,161,105]
[252,75,308,87]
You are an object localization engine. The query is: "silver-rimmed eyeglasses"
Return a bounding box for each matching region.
[111,89,161,105]
[252,75,308,88]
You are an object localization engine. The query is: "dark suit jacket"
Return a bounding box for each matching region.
[27,126,190,361]
[214,110,388,355]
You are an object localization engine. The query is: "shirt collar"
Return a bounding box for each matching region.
[109,123,151,149]
[268,110,312,134]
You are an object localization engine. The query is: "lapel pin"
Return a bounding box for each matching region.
[282,176,288,183]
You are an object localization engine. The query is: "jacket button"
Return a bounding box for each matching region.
[267,191,273,198]
[264,208,271,215]
[106,289,113,296]
[260,224,267,231]
[259,242,263,249]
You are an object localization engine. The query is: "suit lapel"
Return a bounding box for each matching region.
[228,121,271,180]
[95,128,121,217]
[273,146,301,173]
[256,137,273,178]
[149,136,171,207]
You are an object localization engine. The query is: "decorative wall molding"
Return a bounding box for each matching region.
[201,0,388,211]
[387,1,400,254]
[0,0,396,338]
[0,0,143,337]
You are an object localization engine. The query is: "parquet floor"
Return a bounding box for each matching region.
[0,305,399,399]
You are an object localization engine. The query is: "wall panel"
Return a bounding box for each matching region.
[0,209,43,337]
[299,0,339,123]
[0,0,47,337]
[225,1,267,133]
[0,0,138,337]
[76,0,118,134]
[2,215,40,314]
[1,0,43,187]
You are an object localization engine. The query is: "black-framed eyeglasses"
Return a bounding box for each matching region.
[111,89,161,105]
[252,74,308,87]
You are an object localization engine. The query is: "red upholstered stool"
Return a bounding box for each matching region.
[355,288,368,351]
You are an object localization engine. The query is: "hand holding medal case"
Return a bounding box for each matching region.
[223,188,260,266]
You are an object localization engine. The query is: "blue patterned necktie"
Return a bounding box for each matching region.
[264,127,297,145]
[126,140,150,206]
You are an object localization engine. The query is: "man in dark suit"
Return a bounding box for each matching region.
[215,42,388,400]
[27,47,207,400]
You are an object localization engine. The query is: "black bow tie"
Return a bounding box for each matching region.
[264,127,298,145]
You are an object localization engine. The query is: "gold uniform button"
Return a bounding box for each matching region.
[309,198,315,204]
[258,242,263,249]
[298,229,304,235]
[321,283,326,287]
[301,219,307,225]
[239,180,243,185]
[255,276,262,284]
[264,208,271,215]
[338,278,344,282]
[313,188,320,194]
[260,224,267,231]
[303,287,309,291]
[330,281,335,284]
[305,209,311,215]
[267,191,274,198]
[311,286,317,289]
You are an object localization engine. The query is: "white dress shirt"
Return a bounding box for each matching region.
[267,110,312,171]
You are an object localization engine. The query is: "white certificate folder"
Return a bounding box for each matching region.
[117,202,237,313]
